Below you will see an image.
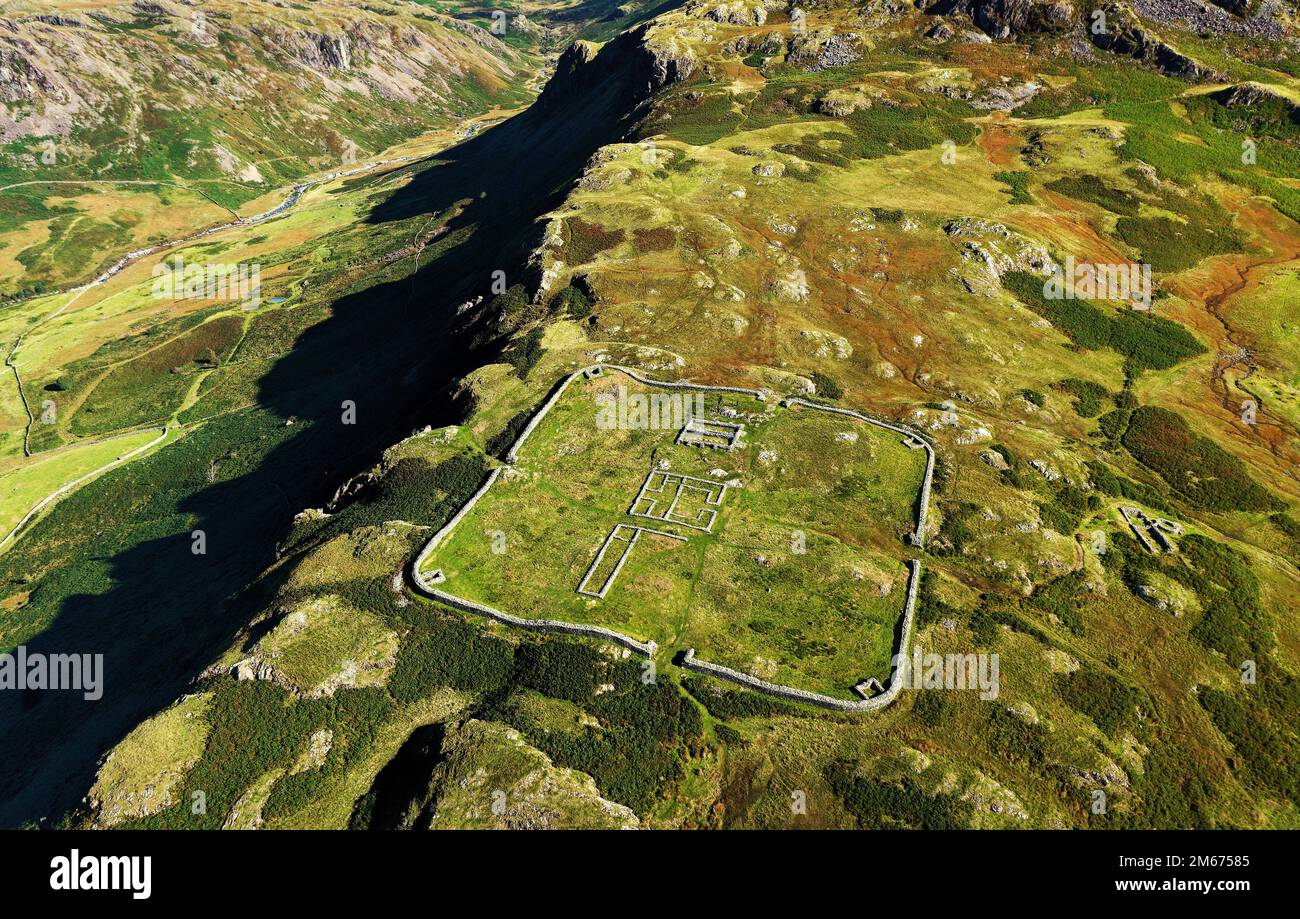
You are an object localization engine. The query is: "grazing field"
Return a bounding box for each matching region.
[0,427,165,547]
[419,371,926,696]
[71,314,247,435]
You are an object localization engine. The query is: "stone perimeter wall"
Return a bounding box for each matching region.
[681,559,923,712]
[782,396,936,548]
[408,365,933,711]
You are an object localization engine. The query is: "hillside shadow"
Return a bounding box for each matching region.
[0,33,660,827]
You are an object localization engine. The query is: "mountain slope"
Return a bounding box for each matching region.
[0,0,534,296]
[5,0,1300,830]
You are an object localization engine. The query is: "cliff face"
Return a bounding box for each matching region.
[518,24,697,298]
[535,23,696,116]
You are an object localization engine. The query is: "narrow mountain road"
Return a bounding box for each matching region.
[2,155,415,457]
[0,426,169,553]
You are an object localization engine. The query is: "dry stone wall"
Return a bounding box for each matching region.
[409,366,934,711]
[680,559,922,711]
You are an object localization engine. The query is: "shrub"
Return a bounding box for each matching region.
[1086,460,1122,496]
[827,762,972,829]
[1122,406,1282,512]
[560,218,624,266]
[508,659,703,814]
[1055,667,1141,735]
[1108,310,1205,371]
[808,371,843,400]
[1199,673,1300,805]
[714,724,743,745]
[914,569,961,630]
[1116,212,1242,273]
[1004,270,1112,350]
[1055,378,1109,417]
[994,171,1033,204]
[1003,272,1205,370]
[985,707,1048,767]
[911,690,951,728]
[1181,535,1271,659]
[934,502,980,556]
[682,677,808,720]
[487,284,532,330]
[1114,742,1214,829]
[553,283,594,319]
[513,641,599,703]
[1270,512,1300,541]
[1028,572,1087,636]
[1045,176,1142,216]
[486,407,532,458]
[507,327,546,380]
[387,616,515,702]
[632,226,676,252]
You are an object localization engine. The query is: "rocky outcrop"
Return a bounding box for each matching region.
[1088,3,1223,80]
[926,19,957,40]
[1209,81,1300,125]
[925,0,1075,39]
[1131,0,1286,39]
[1205,0,1257,16]
[944,219,1056,296]
[0,36,63,105]
[424,720,640,829]
[688,1,769,25]
[788,30,864,71]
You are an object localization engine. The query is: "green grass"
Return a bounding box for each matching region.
[251,594,399,696]
[1107,96,1300,225]
[421,718,639,828]
[88,692,213,826]
[420,372,926,696]
[0,428,162,541]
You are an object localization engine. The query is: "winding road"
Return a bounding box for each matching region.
[0,426,170,553]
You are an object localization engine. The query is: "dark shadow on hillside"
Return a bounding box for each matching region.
[348,722,446,830]
[0,29,666,827]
